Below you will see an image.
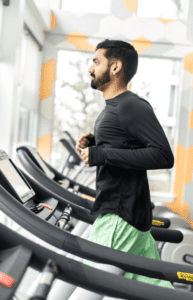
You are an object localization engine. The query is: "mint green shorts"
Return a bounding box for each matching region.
[83,213,174,289]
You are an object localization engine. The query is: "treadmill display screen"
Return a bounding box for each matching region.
[33,152,54,179]
[0,159,31,202]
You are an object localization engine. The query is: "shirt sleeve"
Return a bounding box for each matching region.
[89,97,174,170]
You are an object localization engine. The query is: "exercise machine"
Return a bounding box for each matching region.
[0,223,191,300]
[16,145,156,211]
[154,211,193,292]
[17,145,96,200]
[59,138,96,184]
[0,149,191,298]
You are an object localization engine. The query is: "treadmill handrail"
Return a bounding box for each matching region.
[61,152,71,174]
[19,167,169,230]
[0,243,32,300]
[18,167,96,225]
[0,223,189,300]
[64,130,76,147]
[0,185,186,288]
[17,149,94,211]
[17,147,155,210]
[60,138,82,165]
[44,160,96,197]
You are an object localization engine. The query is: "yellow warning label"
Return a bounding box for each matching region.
[152,220,164,226]
[177,272,193,282]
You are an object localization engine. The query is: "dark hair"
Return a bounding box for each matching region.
[95,39,138,86]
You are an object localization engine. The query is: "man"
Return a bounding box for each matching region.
[76,39,174,289]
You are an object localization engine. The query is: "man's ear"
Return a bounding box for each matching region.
[118,61,122,69]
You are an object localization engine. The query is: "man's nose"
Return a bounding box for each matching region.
[88,65,94,74]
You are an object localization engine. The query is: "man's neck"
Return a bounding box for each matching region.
[103,89,128,100]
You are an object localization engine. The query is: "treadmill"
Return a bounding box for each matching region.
[1,149,193,298]
[16,145,157,211]
[59,137,96,184]
[0,224,191,300]
[17,145,97,202]
[12,148,193,296]
[0,150,183,261]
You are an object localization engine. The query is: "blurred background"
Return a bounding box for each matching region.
[1,0,193,225]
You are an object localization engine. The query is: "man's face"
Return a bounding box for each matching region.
[88,49,112,91]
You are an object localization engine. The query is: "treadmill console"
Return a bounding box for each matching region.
[0,150,58,221]
[0,150,35,203]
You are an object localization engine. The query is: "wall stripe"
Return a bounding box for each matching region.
[184,52,193,74]
[123,0,138,13]
[39,59,56,101]
[157,18,174,24]
[37,133,52,163]
[44,12,57,33]
[164,144,193,229]
[66,31,95,51]
[51,12,57,31]
[131,36,153,55]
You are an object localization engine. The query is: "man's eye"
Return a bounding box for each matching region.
[95,62,99,65]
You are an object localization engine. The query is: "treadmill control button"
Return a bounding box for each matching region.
[0,272,15,288]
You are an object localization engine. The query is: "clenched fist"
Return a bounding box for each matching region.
[80,147,90,167]
[76,132,94,151]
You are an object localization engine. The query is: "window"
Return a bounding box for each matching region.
[130,57,181,195]
[50,50,103,176]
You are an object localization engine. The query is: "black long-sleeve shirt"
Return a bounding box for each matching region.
[88,90,174,232]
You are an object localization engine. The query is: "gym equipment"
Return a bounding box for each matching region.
[15,144,193,290]
[17,145,96,201]
[0,224,192,300]
[0,150,183,260]
[59,130,80,176]
[0,149,189,299]
[59,138,83,177]
[156,211,191,254]
[59,138,96,184]
[159,226,193,292]
[0,148,176,235]
[16,226,91,300]
[63,130,77,147]
[154,211,193,292]
[59,131,96,184]
[152,200,174,217]
[60,131,97,184]
[59,132,95,186]
[17,145,157,211]
[157,211,191,230]
[18,146,180,230]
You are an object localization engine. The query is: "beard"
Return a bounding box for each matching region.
[90,67,111,90]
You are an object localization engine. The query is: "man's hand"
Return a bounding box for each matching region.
[80,147,90,167]
[76,132,94,151]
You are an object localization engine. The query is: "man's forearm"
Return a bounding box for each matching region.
[89,146,174,170]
